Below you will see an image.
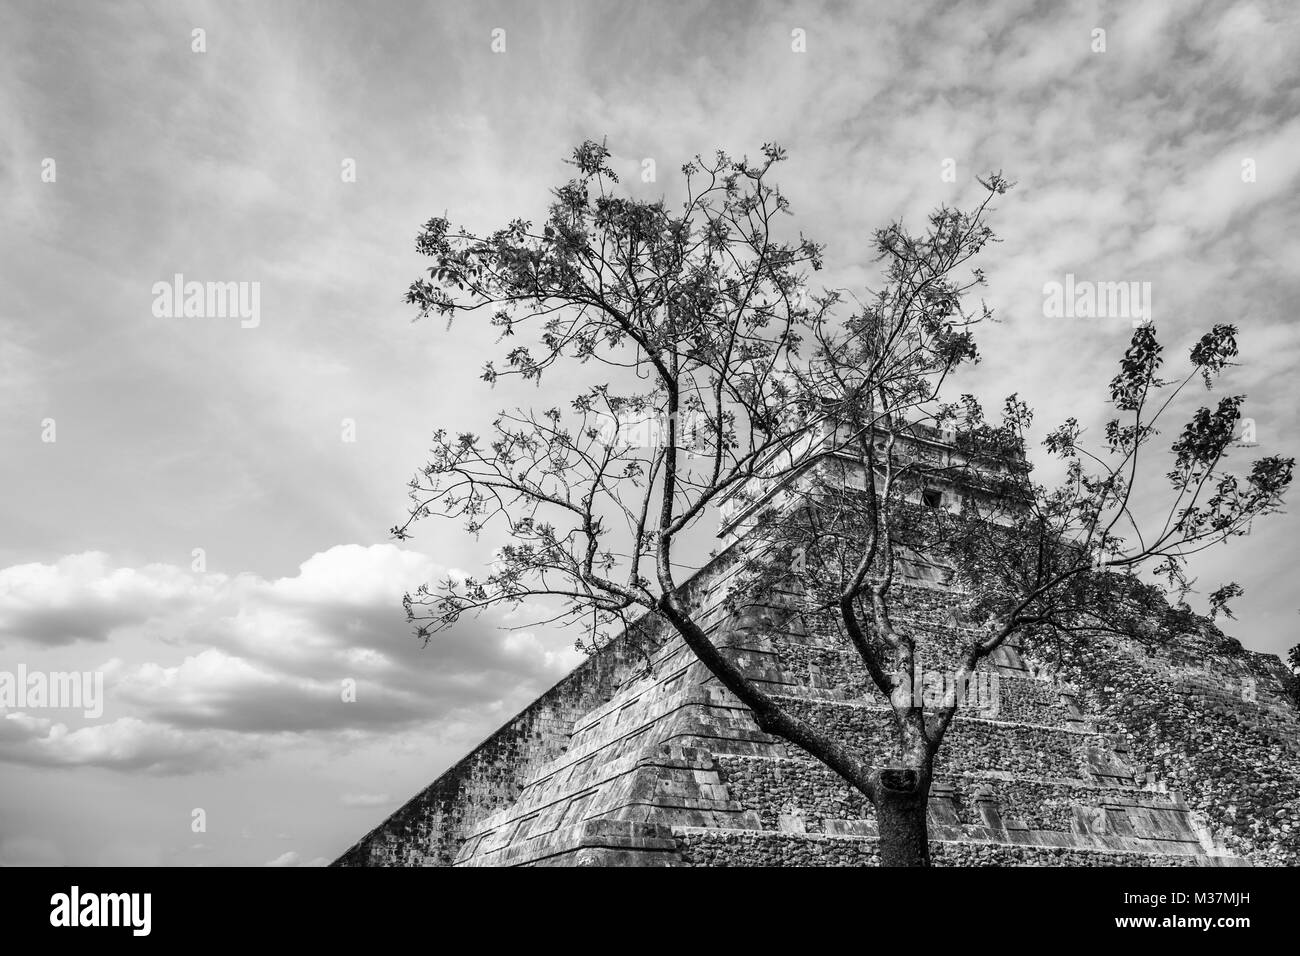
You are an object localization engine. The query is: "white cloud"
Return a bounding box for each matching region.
[0,544,579,773]
[0,553,221,646]
[0,712,256,774]
[1154,117,1300,237]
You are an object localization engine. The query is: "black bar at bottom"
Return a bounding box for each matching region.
[0,865,1280,943]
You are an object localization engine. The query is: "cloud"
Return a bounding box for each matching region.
[114,647,432,733]
[201,545,579,727]
[0,544,579,772]
[0,712,256,774]
[0,553,219,646]
[1152,116,1300,238]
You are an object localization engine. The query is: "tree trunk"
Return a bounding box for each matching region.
[875,766,932,867]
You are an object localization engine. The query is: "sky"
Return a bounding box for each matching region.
[0,0,1297,866]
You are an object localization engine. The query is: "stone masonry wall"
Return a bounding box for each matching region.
[333,641,630,866]
[673,830,1212,867]
[777,698,1099,779]
[1023,629,1300,865]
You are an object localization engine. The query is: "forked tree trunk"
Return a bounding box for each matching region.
[874,766,933,867]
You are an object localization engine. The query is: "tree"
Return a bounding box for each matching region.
[396,140,1293,866]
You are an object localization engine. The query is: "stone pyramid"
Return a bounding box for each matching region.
[333,540,1299,867]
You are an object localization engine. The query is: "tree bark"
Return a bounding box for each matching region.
[874,765,932,867]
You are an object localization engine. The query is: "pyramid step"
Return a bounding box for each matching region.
[669,827,1250,867]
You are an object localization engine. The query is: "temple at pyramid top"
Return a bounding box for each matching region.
[717,414,1029,544]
